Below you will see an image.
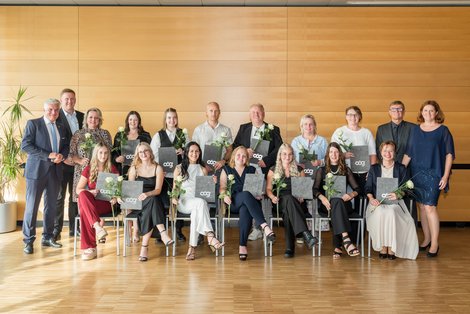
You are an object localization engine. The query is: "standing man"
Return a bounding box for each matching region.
[232,103,283,241]
[376,100,415,163]
[232,103,282,175]
[53,89,84,240]
[192,101,233,171]
[21,98,70,254]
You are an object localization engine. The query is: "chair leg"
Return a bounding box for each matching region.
[318,219,323,257]
[73,216,79,256]
[116,218,120,256]
[123,219,128,257]
[221,219,225,257]
[165,216,169,257]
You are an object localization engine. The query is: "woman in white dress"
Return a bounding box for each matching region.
[172,141,224,260]
[365,141,418,260]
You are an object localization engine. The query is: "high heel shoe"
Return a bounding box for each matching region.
[262,225,276,243]
[342,235,360,257]
[207,231,224,253]
[302,231,318,249]
[139,244,148,262]
[186,246,196,261]
[239,253,248,261]
[159,229,174,247]
[419,242,431,252]
[379,252,388,259]
[427,246,439,258]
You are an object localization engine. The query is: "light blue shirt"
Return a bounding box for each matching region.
[291,134,328,165]
[64,109,79,134]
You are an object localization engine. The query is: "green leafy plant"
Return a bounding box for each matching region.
[0,87,33,203]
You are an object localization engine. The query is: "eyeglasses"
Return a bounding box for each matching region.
[389,108,404,112]
[346,114,358,117]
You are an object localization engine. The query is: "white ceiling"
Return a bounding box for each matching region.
[0,0,469,6]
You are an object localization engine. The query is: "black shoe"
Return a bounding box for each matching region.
[197,234,204,246]
[23,243,34,254]
[379,252,388,259]
[427,246,439,258]
[302,231,318,249]
[284,249,295,258]
[176,230,186,242]
[419,242,431,252]
[239,253,248,261]
[41,238,63,248]
[388,254,397,260]
[53,233,61,241]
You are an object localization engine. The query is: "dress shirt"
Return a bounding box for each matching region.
[192,121,233,155]
[64,110,80,134]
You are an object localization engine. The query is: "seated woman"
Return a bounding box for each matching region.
[365,140,418,260]
[76,143,118,261]
[313,142,361,258]
[219,146,276,261]
[127,142,174,262]
[172,141,224,260]
[266,143,317,258]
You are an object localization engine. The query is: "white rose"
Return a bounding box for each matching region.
[221,132,227,138]
[273,173,281,180]
[228,174,235,181]
[105,177,113,183]
[117,176,124,182]
[406,180,414,189]
[326,173,334,179]
[176,175,183,182]
[268,124,274,130]
[84,133,91,139]
[323,185,328,190]
[337,130,343,137]
[297,144,304,150]
[118,126,125,133]
[182,128,188,134]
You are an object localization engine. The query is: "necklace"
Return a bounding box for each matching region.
[330,165,339,175]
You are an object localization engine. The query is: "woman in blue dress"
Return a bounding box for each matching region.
[403,100,455,258]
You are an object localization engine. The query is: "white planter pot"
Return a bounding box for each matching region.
[0,202,17,233]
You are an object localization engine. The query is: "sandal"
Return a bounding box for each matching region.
[186,246,196,261]
[262,225,276,243]
[342,235,360,257]
[98,238,106,244]
[139,244,149,262]
[207,231,224,253]
[159,229,174,247]
[239,246,248,261]
[95,225,108,241]
[333,248,343,259]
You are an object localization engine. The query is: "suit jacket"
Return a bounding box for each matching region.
[232,122,283,174]
[21,117,70,180]
[57,108,84,139]
[364,162,409,197]
[375,120,415,163]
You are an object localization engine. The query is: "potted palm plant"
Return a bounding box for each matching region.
[0,87,32,233]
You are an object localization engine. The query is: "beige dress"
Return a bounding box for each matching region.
[366,166,419,260]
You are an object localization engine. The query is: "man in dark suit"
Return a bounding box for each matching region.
[21,98,70,254]
[232,103,283,175]
[53,88,84,240]
[376,100,415,163]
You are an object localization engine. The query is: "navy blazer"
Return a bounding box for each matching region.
[232,121,283,174]
[364,162,410,198]
[375,120,415,163]
[57,108,84,138]
[21,117,70,180]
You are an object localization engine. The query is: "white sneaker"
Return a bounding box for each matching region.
[248,228,263,241]
[82,248,97,260]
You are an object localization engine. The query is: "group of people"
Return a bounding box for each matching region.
[21,89,455,262]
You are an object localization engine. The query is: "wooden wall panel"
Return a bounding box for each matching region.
[79,7,287,61]
[0,7,78,60]
[79,60,286,87]
[288,7,470,61]
[78,87,287,114]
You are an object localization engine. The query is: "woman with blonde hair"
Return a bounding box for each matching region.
[127,142,173,262]
[219,146,275,261]
[266,144,317,258]
[76,143,118,261]
[291,114,328,168]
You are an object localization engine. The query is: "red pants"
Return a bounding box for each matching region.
[78,191,112,250]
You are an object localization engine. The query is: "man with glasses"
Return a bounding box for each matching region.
[376,100,415,163]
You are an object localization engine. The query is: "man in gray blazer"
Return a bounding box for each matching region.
[375,100,415,163]
[53,88,84,240]
[21,98,70,254]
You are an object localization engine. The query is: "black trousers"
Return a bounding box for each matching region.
[54,165,78,235]
[279,195,308,252]
[319,198,355,248]
[231,191,266,246]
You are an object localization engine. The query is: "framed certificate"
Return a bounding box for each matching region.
[377,177,399,205]
[291,177,314,200]
[195,176,216,203]
[120,180,144,210]
[158,147,178,176]
[242,173,264,198]
[250,138,269,164]
[121,139,140,166]
[350,145,370,173]
[96,172,118,201]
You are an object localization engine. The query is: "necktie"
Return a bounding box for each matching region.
[392,124,398,144]
[49,123,58,153]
